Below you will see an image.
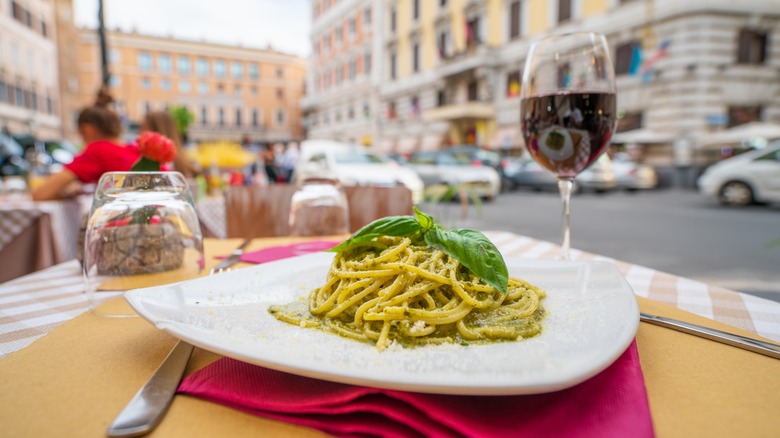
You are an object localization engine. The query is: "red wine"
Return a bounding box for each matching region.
[521,92,616,178]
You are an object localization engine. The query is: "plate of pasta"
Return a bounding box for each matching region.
[126,249,639,395]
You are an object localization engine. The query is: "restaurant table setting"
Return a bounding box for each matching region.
[1,234,779,437]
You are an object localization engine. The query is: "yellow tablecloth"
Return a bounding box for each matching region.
[0,238,778,437]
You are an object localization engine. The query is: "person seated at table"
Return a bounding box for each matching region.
[141,111,199,178]
[32,88,137,201]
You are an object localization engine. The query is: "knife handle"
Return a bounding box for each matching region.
[640,313,780,360]
[107,341,194,437]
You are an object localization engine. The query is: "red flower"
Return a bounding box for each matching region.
[136,132,177,163]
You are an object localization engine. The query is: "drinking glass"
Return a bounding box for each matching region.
[83,172,204,317]
[520,32,617,259]
[289,177,350,237]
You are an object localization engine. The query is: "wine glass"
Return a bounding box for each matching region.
[83,171,205,317]
[520,32,617,259]
[289,176,350,237]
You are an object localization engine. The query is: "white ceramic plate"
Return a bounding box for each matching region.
[126,253,639,395]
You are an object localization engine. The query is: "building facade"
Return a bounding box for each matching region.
[77,28,307,143]
[303,0,780,178]
[0,0,62,140]
[303,0,381,146]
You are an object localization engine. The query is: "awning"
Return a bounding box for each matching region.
[699,122,780,145]
[487,127,521,149]
[419,133,444,151]
[423,102,495,122]
[611,128,674,144]
[396,137,419,154]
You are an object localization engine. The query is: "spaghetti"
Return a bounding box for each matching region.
[269,236,547,349]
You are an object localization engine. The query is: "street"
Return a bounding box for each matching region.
[434,188,780,303]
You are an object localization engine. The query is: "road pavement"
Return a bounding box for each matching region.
[429,188,780,303]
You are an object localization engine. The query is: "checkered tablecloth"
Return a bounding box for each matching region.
[1,232,779,359]
[0,209,43,252]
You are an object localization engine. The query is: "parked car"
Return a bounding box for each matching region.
[405,150,501,200]
[0,133,28,176]
[437,145,511,190]
[503,154,617,193]
[611,153,658,191]
[294,140,425,204]
[697,142,780,206]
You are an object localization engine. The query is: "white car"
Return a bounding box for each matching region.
[697,143,780,206]
[405,151,502,201]
[294,140,425,204]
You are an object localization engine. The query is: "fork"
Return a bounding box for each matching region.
[107,240,250,437]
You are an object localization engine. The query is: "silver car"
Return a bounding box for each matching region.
[405,151,501,200]
[697,142,780,206]
[503,154,617,193]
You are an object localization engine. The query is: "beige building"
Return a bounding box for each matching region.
[53,0,80,142]
[0,0,62,140]
[77,28,307,143]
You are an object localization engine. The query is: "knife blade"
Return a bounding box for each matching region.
[210,239,251,273]
[107,341,195,437]
[640,312,780,360]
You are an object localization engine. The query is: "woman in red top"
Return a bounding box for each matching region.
[32,89,139,200]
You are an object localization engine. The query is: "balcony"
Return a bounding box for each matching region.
[437,44,499,79]
[423,101,494,122]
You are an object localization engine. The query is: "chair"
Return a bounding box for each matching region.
[224,184,414,238]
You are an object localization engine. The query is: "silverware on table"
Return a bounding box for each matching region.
[640,312,780,360]
[108,240,251,436]
[209,239,251,275]
[107,341,194,437]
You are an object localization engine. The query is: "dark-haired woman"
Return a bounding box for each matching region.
[33,88,139,200]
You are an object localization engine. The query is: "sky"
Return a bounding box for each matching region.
[73,0,312,57]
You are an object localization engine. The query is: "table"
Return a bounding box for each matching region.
[0,195,91,282]
[0,234,778,437]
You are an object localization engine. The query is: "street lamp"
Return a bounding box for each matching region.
[98,0,110,86]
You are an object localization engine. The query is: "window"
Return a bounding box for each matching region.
[217,83,224,93]
[231,61,242,78]
[410,96,420,118]
[235,108,242,126]
[349,57,356,79]
[466,16,481,46]
[364,7,372,30]
[218,107,225,126]
[251,86,258,96]
[200,106,208,125]
[276,88,284,99]
[161,79,171,91]
[390,7,396,33]
[363,101,370,118]
[436,90,446,107]
[234,85,242,96]
[437,30,450,58]
[509,1,522,39]
[389,51,397,80]
[158,54,172,73]
[737,29,767,64]
[412,43,420,73]
[349,18,355,40]
[252,108,260,126]
[214,60,226,77]
[0,80,7,104]
[46,95,53,114]
[40,21,47,38]
[110,75,121,87]
[178,57,191,74]
[387,101,397,119]
[467,81,478,101]
[179,80,191,93]
[440,0,447,7]
[558,0,571,23]
[109,49,120,64]
[364,52,371,73]
[412,0,420,20]
[335,26,342,47]
[614,40,640,75]
[197,58,208,76]
[276,67,284,78]
[138,52,152,71]
[728,106,761,128]
[249,63,259,79]
[506,71,520,97]
[275,108,285,126]
[198,82,208,94]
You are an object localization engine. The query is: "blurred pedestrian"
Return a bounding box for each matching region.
[141,111,199,178]
[260,144,279,183]
[33,88,136,200]
[281,142,299,182]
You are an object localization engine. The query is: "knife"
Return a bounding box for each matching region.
[107,341,194,437]
[209,239,252,273]
[640,312,780,360]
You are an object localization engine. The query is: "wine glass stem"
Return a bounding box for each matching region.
[557,178,574,260]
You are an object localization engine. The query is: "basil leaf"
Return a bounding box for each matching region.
[424,228,509,293]
[328,216,421,252]
[414,206,434,232]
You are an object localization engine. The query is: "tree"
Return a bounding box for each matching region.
[168,105,195,142]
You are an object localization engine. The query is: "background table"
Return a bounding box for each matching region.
[0,234,779,437]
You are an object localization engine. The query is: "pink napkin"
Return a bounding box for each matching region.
[221,241,341,264]
[178,341,653,438]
